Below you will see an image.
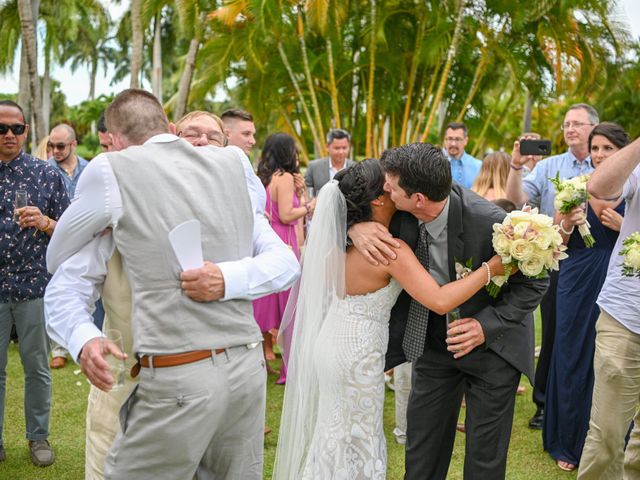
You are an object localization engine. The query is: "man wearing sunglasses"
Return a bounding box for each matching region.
[0,100,69,467]
[46,123,91,370]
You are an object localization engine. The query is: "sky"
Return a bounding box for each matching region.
[1,1,639,106]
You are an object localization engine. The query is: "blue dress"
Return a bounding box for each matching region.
[543,201,625,466]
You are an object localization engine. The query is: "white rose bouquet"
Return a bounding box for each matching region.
[549,172,595,247]
[619,232,640,278]
[488,208,568,297]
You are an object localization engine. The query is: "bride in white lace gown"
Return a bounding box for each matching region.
[273,160,507,480]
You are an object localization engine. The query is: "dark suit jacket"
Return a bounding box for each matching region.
[304,157,355,193]
[385,184,549,382]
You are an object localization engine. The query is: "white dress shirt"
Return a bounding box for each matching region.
[45,134,299,361]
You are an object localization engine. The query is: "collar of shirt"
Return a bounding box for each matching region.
[567,149,593,169]
[445,149,466,163]
[1,150,27,171]
[421,197,450,240]
[144,133,179,144]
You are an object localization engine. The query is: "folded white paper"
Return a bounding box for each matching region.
[168,219,204,270]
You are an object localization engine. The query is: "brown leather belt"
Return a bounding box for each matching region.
[131,349,225,378]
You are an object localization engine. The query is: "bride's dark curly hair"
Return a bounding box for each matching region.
[335,159,385,230]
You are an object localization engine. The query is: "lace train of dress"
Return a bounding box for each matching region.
[301,280,403,480]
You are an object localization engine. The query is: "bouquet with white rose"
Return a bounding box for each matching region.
[619,232,640,278]
[549,172,595,247]
[488,208,568,297]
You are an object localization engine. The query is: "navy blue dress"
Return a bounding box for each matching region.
[543,201,625,465]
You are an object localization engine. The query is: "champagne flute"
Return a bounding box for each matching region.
[446,308,461,338]
[14,190,27,224]
[101,329,126,391]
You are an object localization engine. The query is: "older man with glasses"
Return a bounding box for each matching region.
[505,102,598,432]
[176,111,228,148]
[442,121,482,189]
[0,100,69,467]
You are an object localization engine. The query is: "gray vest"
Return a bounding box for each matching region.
[108,139,259,354]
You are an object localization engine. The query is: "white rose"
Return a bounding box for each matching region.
[493,233,511,255]
[531,213,553,228]
[508,211,530,225]
[519,253,546,277]
[625,249,640,270]
[510,238,534,261]
[533,232,552,250]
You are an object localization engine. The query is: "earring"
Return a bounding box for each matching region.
[380,202,384,206]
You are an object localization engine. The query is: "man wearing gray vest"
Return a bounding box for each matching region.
[46,89,287,479]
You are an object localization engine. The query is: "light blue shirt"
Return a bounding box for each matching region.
[522,150,593,217]
[597,165,640,333]
[47,155,89,199]
[445,150,482,189]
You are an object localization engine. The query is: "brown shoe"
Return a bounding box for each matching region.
[456,423,466,433]
[264,426,272,435]
[29,440,54,467]
[49,357,66,369]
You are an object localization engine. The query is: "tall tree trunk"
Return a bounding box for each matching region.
[399,15,426,144]
[522,90,533,133]
[90,57,98,100]
[297,10,325,156]
[420,0,467,142]
[42,50,51,135]
[130,0,143,89]
[17,0,44,147]
[278,41,322,156]
[410,63,440,143]
[152,12,163,103]
[326,39,340,129]
[365,0,377,157]
[455,50,489,122]
[18,47,30,119]
[174,38,200,120]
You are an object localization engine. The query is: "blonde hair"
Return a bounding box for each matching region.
[35,135,50,161]
[175,111,224,132]
[471,151,511,200]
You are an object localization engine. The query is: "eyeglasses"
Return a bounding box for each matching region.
[0,123,27,135]
[47,142,70,151]
[560,122,594,131]
[445,137,465,143]
[179,130,228,147]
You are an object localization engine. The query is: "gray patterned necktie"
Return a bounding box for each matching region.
[403,223,430,362]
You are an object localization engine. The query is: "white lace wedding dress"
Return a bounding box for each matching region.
[301,279,403,480]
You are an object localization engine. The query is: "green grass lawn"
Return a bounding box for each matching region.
[3,311,576,479]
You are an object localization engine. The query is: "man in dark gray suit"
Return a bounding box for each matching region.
[304,128,355,193]
[351,143,548,480]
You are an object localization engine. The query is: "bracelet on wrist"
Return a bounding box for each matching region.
[38,216,51,232]
[510,163,523,171]
[559,219,575,235]
[482,261,492,286]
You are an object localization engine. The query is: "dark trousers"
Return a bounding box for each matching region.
[405,347,520,480]
[532,269,559,410]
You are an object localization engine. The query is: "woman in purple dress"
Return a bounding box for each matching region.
[254,133,315,383]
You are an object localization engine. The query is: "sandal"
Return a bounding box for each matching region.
[557,460,576,472]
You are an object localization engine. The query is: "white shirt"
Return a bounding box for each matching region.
[45,134,299,361]
[597,165,640,333]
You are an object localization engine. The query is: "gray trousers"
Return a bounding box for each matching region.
[0,298,52,444]
[105,344,266,480]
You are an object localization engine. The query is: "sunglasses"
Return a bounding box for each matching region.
[47,142,70,151]
[0,123,27,135]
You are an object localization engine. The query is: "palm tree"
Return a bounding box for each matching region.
[130,0,143,88]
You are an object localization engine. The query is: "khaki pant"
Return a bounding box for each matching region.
[104,345,266,480]
[578,309,640,480]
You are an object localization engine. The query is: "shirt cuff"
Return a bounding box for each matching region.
[68,322,104,363]
[217,259,250,301]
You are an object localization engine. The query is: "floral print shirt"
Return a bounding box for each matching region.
[0,151,69,302]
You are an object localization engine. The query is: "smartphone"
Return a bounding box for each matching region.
[520,139,551,156]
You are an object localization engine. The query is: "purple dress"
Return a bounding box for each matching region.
[253,186,300,333]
